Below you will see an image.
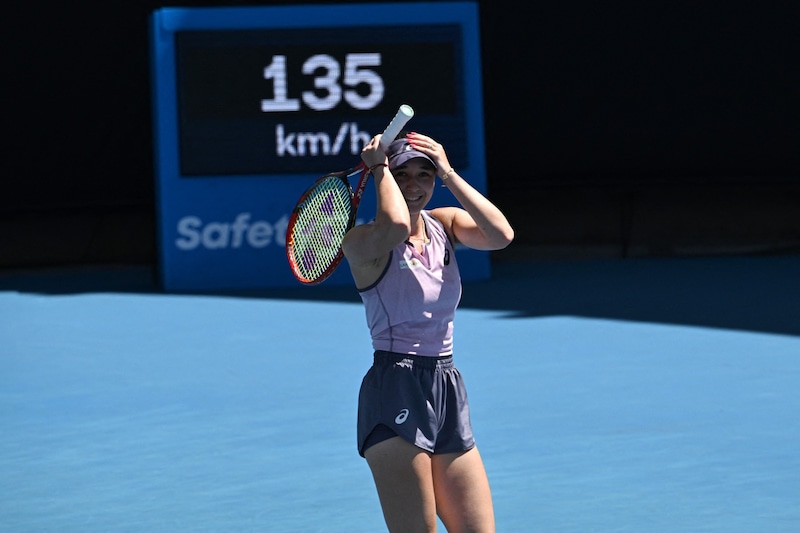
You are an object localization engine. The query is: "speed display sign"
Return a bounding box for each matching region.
[150,3,487,290]
[175,22,467,176]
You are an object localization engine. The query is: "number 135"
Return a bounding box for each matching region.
[261,53,384,112]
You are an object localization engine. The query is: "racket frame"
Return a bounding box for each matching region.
[285,104,414,284]
[285,163,371,285]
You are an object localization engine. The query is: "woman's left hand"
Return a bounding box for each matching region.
[406,132,451,177]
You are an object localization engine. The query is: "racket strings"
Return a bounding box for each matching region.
[287,176,354,280]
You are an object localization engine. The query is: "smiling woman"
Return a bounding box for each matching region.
[341,131,514,532]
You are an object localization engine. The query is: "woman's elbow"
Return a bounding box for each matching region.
[493,226,515,250]
[505,226,516,246]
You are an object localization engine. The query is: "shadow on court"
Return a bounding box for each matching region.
[1,254,798,338]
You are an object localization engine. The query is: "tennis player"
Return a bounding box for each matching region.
[342,132,514,532]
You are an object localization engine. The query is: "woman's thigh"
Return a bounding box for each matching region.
[365,436,438,532]
[432,446,495,533]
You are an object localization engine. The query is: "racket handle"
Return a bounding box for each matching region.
[379,104,415,148]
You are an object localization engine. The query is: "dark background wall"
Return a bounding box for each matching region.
[4,0,799,269]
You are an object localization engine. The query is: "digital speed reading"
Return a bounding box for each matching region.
[262,53,385,112]
[174,24,464,176]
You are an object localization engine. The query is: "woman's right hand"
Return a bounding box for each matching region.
[360,134,388,169]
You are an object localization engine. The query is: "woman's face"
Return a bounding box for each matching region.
[391,158,437,213]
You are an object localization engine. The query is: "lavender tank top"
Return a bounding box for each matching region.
[357,211,462,357]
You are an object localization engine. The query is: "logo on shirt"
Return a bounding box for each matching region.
[399,258,422,269]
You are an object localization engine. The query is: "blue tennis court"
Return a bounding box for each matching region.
[2,256,799,532]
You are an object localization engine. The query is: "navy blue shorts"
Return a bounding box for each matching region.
[357,350,476,457]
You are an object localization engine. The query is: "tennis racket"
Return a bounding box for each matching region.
[285,104,414,285]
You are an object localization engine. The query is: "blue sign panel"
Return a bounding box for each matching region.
[149,2,488,291]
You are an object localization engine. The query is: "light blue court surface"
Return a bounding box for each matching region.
[1,256,799,532]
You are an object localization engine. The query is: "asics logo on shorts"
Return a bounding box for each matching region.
[395,409,409,424]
